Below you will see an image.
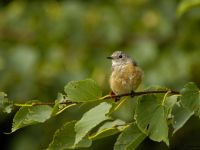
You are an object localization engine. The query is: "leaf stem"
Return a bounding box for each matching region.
[162,90,171,105]
[103,90,180,99]
[14,103,33,107]
[108,96,130,115]
[55,103,78,115]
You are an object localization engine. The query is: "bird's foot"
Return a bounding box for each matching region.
[115,93,121,102]
[131,91,135,98]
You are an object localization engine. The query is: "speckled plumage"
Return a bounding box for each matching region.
[107,51,143,96]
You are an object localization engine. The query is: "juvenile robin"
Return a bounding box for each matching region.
[107,51,143,101]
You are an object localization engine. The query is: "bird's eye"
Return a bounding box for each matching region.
[119,55,122,58]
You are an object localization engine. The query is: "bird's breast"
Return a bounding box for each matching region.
[110,63,143,94]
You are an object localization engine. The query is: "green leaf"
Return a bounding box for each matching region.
[91,119,126,140]
[64,78,102,102]
[48,121,92,150]
[108,102,119,114]
[114,123,146,150]
[164,96,178,109]
[51,93,65,116]
[154,87,168,101]
[172,104,193,134]
[135,94,174,146]
[91,128,120,141]
[56,92,65,104]
[180,82,200,112]
[143,86,170,105]
[75,102,113,145]
[177,0,200,16]
[108,97,131,115]
[97,119,126,132]
[0,92,13,113]
[12,100,52,132]
[50,103,60,117]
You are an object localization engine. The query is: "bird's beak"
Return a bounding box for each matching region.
[107,56,113,59]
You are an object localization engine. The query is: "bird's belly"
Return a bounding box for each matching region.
[110,66,143,95]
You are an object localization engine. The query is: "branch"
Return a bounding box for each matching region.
[31,90,180,106]
[105,90,180,99]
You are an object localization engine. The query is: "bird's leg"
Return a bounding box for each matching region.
[115,93,121,102]
[131,91,135,98]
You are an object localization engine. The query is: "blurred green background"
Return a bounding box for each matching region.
[1,0,200,150]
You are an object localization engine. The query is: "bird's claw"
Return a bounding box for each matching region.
[131,91,135,98]
[115,93,121,102]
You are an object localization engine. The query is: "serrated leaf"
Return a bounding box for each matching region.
[47,121,92,150]
[135,94,171,146]
[91,119,126,140]
[75,102,113,145]
[172,104,193,134]
[12,100,52,132]
[114,123,146,150]
[0,92,13,113]
[64,78,102,102]
[180,82,200,112]
[177,0,200,16]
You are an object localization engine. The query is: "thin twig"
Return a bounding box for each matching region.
[31,90,180,106]
[104,90,180,99]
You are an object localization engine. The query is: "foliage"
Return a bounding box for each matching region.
[1,0,200,150]
[0,92,13,113]
[1,79,200,149]
[11,100,52,132]
[64,79,102,102]
[114,123,146,150]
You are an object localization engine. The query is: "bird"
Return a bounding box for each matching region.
[107,51,143,101]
